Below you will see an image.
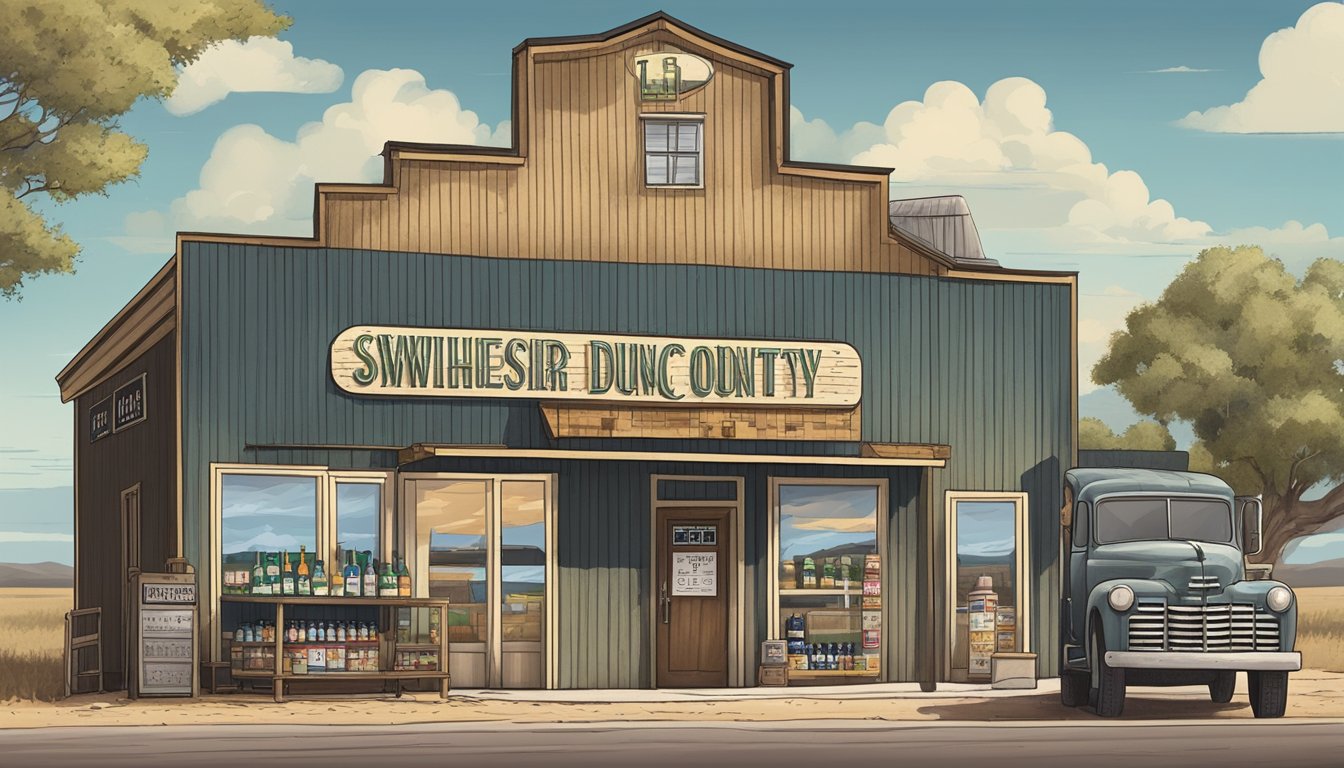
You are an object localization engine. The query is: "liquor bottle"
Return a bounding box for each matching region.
[251,552,265,595]
[281,550,295,595]
[379,559,398,597]
[297,545,311,596]
[329,555,344,597]
[337,622,346,642]
[838,555,852,589]
[802,557,816,589]
[344,550,361,597]
[312,560,328,597]
[362,553,377,598]
[286,621,297,643]
[265,552,281,595]
[307,621,317,642]
[821,559,836,589]
[396,552,412,597]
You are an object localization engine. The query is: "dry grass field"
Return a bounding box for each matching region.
[0,588,71,701]
[1295,586,1344,673]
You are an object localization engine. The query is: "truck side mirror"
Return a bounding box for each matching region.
[1239,497,1263,556]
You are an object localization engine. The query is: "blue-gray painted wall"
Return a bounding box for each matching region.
[180,243,1073,685]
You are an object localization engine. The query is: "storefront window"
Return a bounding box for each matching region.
[219,474,319,594]
[335,482,380,563]
[773,481,885,679]
[947,494,1029,682]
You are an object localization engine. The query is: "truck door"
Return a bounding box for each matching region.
[1068,500,1089,647]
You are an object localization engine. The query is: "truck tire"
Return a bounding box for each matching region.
[1060,670,1088,707]
[1089,624,1125,717]
[1209,671,1236,703]
[1249,670,1288,718]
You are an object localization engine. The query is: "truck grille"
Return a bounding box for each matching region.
[1127,599,1279,652]
[1188,575,1220,590]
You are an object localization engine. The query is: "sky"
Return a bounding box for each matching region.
[2,0,1344,564]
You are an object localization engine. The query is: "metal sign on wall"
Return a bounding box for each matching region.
[89,396,112,443]
[331,326,862,407]
[112,373,147,432]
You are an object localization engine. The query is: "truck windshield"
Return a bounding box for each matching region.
[1095,497,1233,544]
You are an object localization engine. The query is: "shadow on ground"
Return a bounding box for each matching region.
[919,692,1250,721]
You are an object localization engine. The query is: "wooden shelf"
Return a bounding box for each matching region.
[778,589,873,597]
[221,595,438,607]
[787,669,880,679]
[233,670,447,680]
[396,643,440,650]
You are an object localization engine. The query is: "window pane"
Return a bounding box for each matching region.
[645,122,669,151]
[1096,498,1168,543]
[336,482,380,565]
[779,485,878,583]
[221,475,317,592]
[953,500,1018,675]
[672,155,699,185]
[676,123,699,151]
[416,480,489,643]
[646,153,669,185]
[501,481,546,645]
[1171,499,1232,543]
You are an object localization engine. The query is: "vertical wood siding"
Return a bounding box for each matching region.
[181,245,1071,684]
[313,40,940,276]
[73,334,177,690]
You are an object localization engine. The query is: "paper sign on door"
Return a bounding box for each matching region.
[672,552,717,596]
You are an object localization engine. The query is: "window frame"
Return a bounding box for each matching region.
[209,463,391,662]
[766,477,890,679]
[944,490,1031,682]
[639,113,706,189]
[1092,493,1234,546]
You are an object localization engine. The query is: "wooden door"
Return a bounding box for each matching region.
[120,485,141,693]
[656,508,729,687]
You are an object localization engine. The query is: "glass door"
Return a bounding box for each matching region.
[402,475,552,689]
[945,492,1030,682]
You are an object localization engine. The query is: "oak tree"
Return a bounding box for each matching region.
[1094,245,1344,564]
[1078,417,1176,451]
[0,0,289,298]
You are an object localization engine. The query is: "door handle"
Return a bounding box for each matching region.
[661,581,671,624]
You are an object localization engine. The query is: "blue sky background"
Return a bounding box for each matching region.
[2,1,1343,565]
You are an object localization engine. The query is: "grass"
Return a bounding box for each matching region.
[1295,586,1344,673]
[0,588,71,701]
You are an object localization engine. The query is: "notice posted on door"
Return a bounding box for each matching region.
[672,552,717,596]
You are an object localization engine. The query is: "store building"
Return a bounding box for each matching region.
[57,13,1076,692]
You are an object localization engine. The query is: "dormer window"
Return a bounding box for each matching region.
[643,116,703,188]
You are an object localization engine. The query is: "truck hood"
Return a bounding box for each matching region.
[1089,541,1242,595]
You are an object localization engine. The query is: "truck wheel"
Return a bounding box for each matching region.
[1060,670,1088,707]
[1209,671,1236,703]
[1089,624,1125,717]
[1249,671,1288,718]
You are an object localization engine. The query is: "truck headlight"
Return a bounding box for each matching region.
[1108,585,1135,612]
[1266,586,1293,613]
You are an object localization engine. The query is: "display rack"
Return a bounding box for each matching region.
[220,595,450,702]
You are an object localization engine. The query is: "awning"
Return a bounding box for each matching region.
[398,442,948,468]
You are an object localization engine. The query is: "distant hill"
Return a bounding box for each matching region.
[0,561,73,588]
[1276,559,1344,588]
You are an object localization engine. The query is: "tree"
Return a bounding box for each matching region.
[1094,245,1344,564]
[0,0,289,298]
[1078,417,1176,451]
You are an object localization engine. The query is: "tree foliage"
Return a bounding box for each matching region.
[0,0,289,298]
[1078,417,1176,451]
[1094,245,1344,563]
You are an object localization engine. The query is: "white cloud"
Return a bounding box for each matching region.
[1178,3,1344,133]
[0,531,73,543]
[1140,66,1216,74]
[129,68,510,244]
[792,75,1344,393]
[165,37,344,116]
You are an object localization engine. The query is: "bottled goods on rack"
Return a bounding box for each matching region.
[378,556,398,597]
[296,545,311,596]
[396,554,412,597]
[362,554,377,598]
[312,560,328,596]
[281,550,295,595]
[240,549,413,597]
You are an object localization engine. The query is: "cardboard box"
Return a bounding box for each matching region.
[758,665,789,686]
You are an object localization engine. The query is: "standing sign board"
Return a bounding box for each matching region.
[132,572,198,697]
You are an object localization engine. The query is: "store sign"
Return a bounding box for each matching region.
[89,396,112,443]
[632,51,714,101]
[330,326,861,407]
[672,552,717,596]
[113,374,147,432]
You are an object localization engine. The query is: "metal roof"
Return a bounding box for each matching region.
[888,195,998,266]
[1066,468,1233,503]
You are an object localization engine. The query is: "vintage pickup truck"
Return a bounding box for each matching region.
[1059,468,1301,717]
